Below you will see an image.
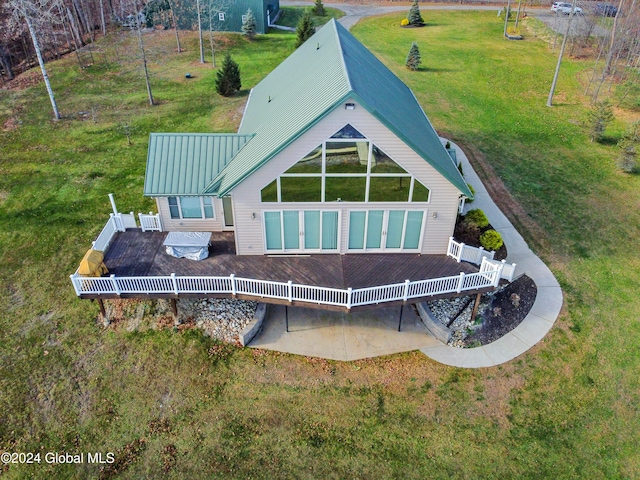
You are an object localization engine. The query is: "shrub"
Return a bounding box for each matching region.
[400,18,409,26]
[464,209,489,228]
[295,12,315,48]
[241,9,258,39]
[405,42,421,71]
[617,121,639,173]
[480,230,503,251]
[466,183,475,202]
[408,0,425,26]
[587,100,614,143]
[312,0,325,16]
[215,54,241,97]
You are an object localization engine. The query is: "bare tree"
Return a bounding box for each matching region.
[196,0,204,63]
[547,0,578,107]
[6,0,61,119]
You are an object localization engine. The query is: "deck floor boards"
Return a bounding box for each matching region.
[103,230,478,290]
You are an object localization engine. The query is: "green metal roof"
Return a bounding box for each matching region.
[144,133,252,196]
[207,19,472,198]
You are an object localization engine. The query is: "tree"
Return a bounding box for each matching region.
[241,8,257,39]
[312,0,325,16]
[408,0,424,26]
[215,53,241,96]
[618,121,640,173]
[546,0,578,106]
[6,0,61,119]
[587,100,614,142]
[406,42,421,70]
[295,12,315,48]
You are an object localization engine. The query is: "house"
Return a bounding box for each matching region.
[144,19,472,257]
[171,0,280,35]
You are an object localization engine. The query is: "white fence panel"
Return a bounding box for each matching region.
[139,213,162,232]
[351,283,405,307]
[177,276,231,293]
[448,238,496,265]
[292,284,348,306]
[92,216,118,252]
[235,277,289,300]
[118,213,138,229]
[115,276,175,294]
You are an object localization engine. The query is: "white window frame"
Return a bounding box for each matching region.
[168,196,215,220]
[262,209,341,253]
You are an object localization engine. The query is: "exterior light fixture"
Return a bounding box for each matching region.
[432,212,438,219]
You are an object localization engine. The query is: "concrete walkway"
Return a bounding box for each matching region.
[417,140,564,367]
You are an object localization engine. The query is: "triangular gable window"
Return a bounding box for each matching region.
[330,124,366,139]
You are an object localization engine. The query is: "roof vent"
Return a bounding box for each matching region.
[345,103,355,110]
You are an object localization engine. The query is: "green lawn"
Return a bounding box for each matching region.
[1,12,639,479]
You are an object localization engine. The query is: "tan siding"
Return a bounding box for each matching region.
[231,101,462,255]
[155,197,224,232]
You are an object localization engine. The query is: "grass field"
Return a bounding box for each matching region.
[1,11,639,478]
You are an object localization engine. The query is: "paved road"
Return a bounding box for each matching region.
[281,1,611,37]
[281,1,500,29]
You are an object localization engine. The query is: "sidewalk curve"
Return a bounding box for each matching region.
[419,140,564,368]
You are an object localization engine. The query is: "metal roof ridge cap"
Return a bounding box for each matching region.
[214,93,354,196]
[350,91,472,198]
[332,19,353,93]
[201,134,258,194]
[238,87,254,133]
[407,88,472,197]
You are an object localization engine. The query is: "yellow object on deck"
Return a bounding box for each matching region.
[78,249,109,277]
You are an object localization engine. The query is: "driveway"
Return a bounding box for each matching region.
[281,1,499,29]
[534,10,611,38]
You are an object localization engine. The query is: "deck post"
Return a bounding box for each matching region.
[97,298,109,325]
[494,263,504,287]
[403,279,410,302]
[456,272,465,293]
[470,293,482,323]
[398,304,404,332]
[170,273,178,295]
[285,305,289,332]
[170,298,179,324]
[346,287,353,310]
[287,280,292,303]
[110,274,121,295]
[230,274,236,296]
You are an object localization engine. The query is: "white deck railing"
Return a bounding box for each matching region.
[447,237,516,281]
[70,258,503,309]
[92,214,120,252]
[139,212,162,232]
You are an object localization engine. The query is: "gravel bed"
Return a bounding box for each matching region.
[427,295,491,348]
[179,298,258,343]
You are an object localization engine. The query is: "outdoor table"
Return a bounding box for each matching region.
[163,231,212,261]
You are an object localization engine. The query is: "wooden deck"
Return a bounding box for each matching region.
[104,230,480,290]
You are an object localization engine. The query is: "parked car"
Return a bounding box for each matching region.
[551,2,583,14]
[594,3,618,16]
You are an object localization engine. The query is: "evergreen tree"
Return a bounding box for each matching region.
[406,42,421,70]
[618,121,640,173]
[215,53,241,96]
[312,0,325,16]
[588,100,614,142]
[408,0,425,26]
[241,8,258,39]
[295,12,315,48]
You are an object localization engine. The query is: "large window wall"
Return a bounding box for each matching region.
[261,125,430,204]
